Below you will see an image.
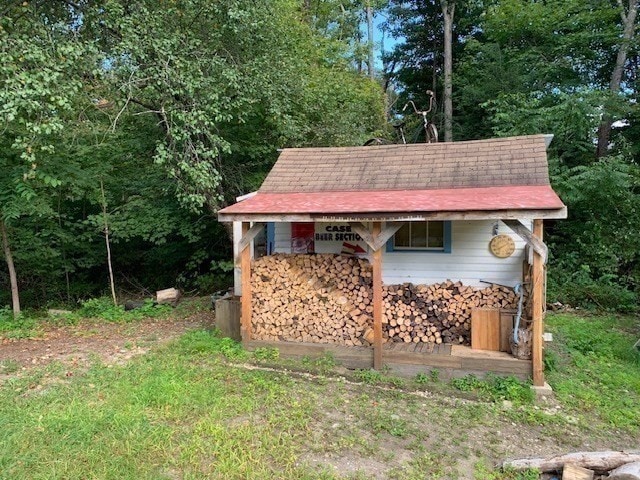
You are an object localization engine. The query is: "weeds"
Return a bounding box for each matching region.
[76,297,172,322]
[450,374,534,404]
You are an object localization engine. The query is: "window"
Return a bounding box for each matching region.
[389,221,451,252]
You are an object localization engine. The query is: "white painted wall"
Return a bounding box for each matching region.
[273,222,292,253]
[382,220,527,287]
[271,220,528,288]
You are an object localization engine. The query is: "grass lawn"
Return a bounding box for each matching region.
[0,309,638,479]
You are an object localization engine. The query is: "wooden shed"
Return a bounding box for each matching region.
[218,134,567,386]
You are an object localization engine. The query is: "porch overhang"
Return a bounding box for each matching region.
[217,185,567,222]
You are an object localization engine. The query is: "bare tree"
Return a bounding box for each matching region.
[1,220,21,317]
[366,2,375,80]
[100,180,118,306]
[596,0,638,158]
[441,0,455,142]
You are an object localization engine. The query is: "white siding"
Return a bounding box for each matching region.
[383,220,527,287]
[271,220,528,287]
[273,222,292,253]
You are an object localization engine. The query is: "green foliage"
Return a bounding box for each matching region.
[548,157,640,311]
[415,368,439,385]
[450,374,534,404]
[0,307,37,339]
[354,368,385,384]
[76,298,171,323]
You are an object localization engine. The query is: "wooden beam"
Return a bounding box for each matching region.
[238,222,265,251]
[240,222,252,343]
[348,222,377,251]
[503,219,548,263]
[218,206,568,223]
[373,222,405,251]
[372,222,383,370]
[532,219,545,386]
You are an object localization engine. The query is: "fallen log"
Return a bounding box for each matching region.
[503,451,640,474]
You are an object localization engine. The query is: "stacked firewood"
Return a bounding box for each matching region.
[251,254,520,347]
[383,282,518,345]
[251,254,374,346]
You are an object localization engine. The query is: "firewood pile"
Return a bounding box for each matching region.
[383,282,519,345]
[251,254,373,346]
[251,254,520,347]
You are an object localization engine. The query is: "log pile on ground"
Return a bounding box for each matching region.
[383,282,518,345]
[251,254,520,347]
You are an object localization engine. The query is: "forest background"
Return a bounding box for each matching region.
[1,0,639,315]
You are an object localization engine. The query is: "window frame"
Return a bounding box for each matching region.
[386,221,452,253]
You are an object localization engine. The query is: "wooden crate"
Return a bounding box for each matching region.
[215,295,241,341]
[471,308,500,351]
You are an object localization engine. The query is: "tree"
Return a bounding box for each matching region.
[0,1,91,315]
[596,0,638,158]
[441,0,455,141]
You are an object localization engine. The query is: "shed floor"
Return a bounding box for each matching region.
[245,340,532,380]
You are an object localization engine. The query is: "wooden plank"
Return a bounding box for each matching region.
[500,310,514,353]
[245,340,373,369]
[372,221,383,370]
[238,222,266,251]
[562,464,594,480]
[532,219,545,386]
[240,222,252,342]
[471,308,501,351]
[459,356,532,375]
[386,350,463,368]
[218,206,568,223]
[503,219,548,263]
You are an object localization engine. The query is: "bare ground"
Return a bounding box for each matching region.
[0,313,210,375]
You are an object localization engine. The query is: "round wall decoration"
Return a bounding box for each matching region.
[489,234,516,258]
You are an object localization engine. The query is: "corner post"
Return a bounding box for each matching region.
[532,219,544,386]
[372,222,383,370]
[240,222,252,343]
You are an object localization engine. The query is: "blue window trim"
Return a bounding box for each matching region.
[386,221,452,253]
[266,222,275,255]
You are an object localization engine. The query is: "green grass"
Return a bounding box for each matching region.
[1,312,639,479]
[545,312,640,432]
[0,331,322,479]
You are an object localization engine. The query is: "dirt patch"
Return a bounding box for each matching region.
[0,312,212,377]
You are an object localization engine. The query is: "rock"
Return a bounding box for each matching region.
[608,462,640,480]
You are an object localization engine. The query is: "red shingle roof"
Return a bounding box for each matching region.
[219,186,564,215]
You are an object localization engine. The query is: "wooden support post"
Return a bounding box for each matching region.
[532,219,545,386]
[240,222,252,343]
[372,222,383,370]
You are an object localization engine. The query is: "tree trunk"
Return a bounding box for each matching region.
[100,180,118,306]
[441,0,455,142]
[366,2,375,80]
[596,0,638,158]
[0,219,21,317]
